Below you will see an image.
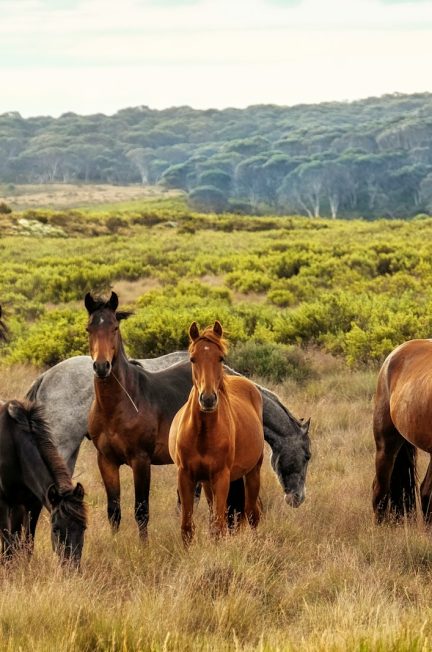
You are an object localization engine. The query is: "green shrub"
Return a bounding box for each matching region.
[228,341,313,383]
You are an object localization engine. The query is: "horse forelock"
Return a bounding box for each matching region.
[54,491,87,528]
[189,328,228,357]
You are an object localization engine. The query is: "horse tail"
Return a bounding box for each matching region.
[227,478,245,529]
[389,440,418,518]
[25,373,44,402]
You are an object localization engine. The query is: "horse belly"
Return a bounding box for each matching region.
[390,382,432,452]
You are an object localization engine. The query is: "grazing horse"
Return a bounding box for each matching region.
[169,322,264,544]
[0,400,86,565]
[373,338,432,523]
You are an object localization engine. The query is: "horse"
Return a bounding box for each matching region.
[26,354,311,509]
[0,399,86,566]
[85,291,194,541]
[169,321,264,544]
[373,338,432,524]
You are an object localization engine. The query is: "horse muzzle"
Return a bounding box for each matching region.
[284,489,305,508]
[199,392,218,412]
[93,360,112,379]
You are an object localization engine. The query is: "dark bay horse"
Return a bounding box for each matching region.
[85,291,194,541]
[373,338,432,523]
[0,400,86,565]
[169,322,264,544]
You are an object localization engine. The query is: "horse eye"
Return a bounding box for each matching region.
[220,356,224,362]
[190,357,196,364]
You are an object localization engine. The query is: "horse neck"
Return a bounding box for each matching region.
[12,425,61,508]
[94,342,141,412]
[189,382,229,431]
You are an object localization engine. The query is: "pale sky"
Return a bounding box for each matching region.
[1,0,432,117]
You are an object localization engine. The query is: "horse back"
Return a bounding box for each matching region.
[376,339,432,450]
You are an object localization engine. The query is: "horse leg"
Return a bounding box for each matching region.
[97,452,121,533]
[178,469,196,546]
[244,456,263,529]
[176,483,201,515]
[131,455,151,541]
[420,455,432,524]
[372,430,404,523]
[211,468,230,538]
[0,501,13,560]
[22,499,43,557]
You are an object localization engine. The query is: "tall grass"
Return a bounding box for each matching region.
[1,354,432,650]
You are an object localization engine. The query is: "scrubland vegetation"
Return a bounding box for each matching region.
[3,93,432,217]
[2,191,432,649]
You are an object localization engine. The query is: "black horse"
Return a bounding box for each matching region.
[0,400,86,566]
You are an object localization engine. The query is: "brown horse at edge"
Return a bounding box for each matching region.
[169,321,264,544]
[373,338,432,523]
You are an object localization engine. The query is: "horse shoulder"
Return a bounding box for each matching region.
[224,376,263,418]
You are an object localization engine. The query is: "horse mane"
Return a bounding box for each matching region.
[52,488,87,527]
[7,400,73,494]
[190,327,229,357]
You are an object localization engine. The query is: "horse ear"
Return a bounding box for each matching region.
[107,291,119,312]
[213,321,223,338]
[84,292,97,314]
[73,482,85,499]
[301,417,311,434]
[189,322,200,341]
[47,484,61,507]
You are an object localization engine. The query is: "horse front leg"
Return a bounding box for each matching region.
[0,501,13,561]
[211,468,230,538]
[131,455,151,542]
[22,498,42,558]
[244,455,263,529]
[97,452,121,533]
[178,469,196,547]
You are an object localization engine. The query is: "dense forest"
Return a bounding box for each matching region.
[2,93,432,218]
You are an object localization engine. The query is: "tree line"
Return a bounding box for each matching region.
[2,93,432,218]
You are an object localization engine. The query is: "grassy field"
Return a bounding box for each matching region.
[1,354,432,651]
[2,186,432,649]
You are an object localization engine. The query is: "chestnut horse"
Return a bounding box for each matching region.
[373,338,432,523]
[169,321,264,544]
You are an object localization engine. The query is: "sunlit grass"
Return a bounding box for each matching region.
[1,359,432,649]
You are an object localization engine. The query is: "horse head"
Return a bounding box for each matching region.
[268,416,311,508]
[189,321,228,413]
[47,482,87,567]
[84,291,131,379]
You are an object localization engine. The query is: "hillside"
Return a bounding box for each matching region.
[2,93,432,218]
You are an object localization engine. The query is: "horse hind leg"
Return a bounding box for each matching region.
[373,414,417,523]
[420,456,432,524]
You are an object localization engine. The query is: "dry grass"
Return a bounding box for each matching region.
[2,356,432,650]
[0,184,179,210]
